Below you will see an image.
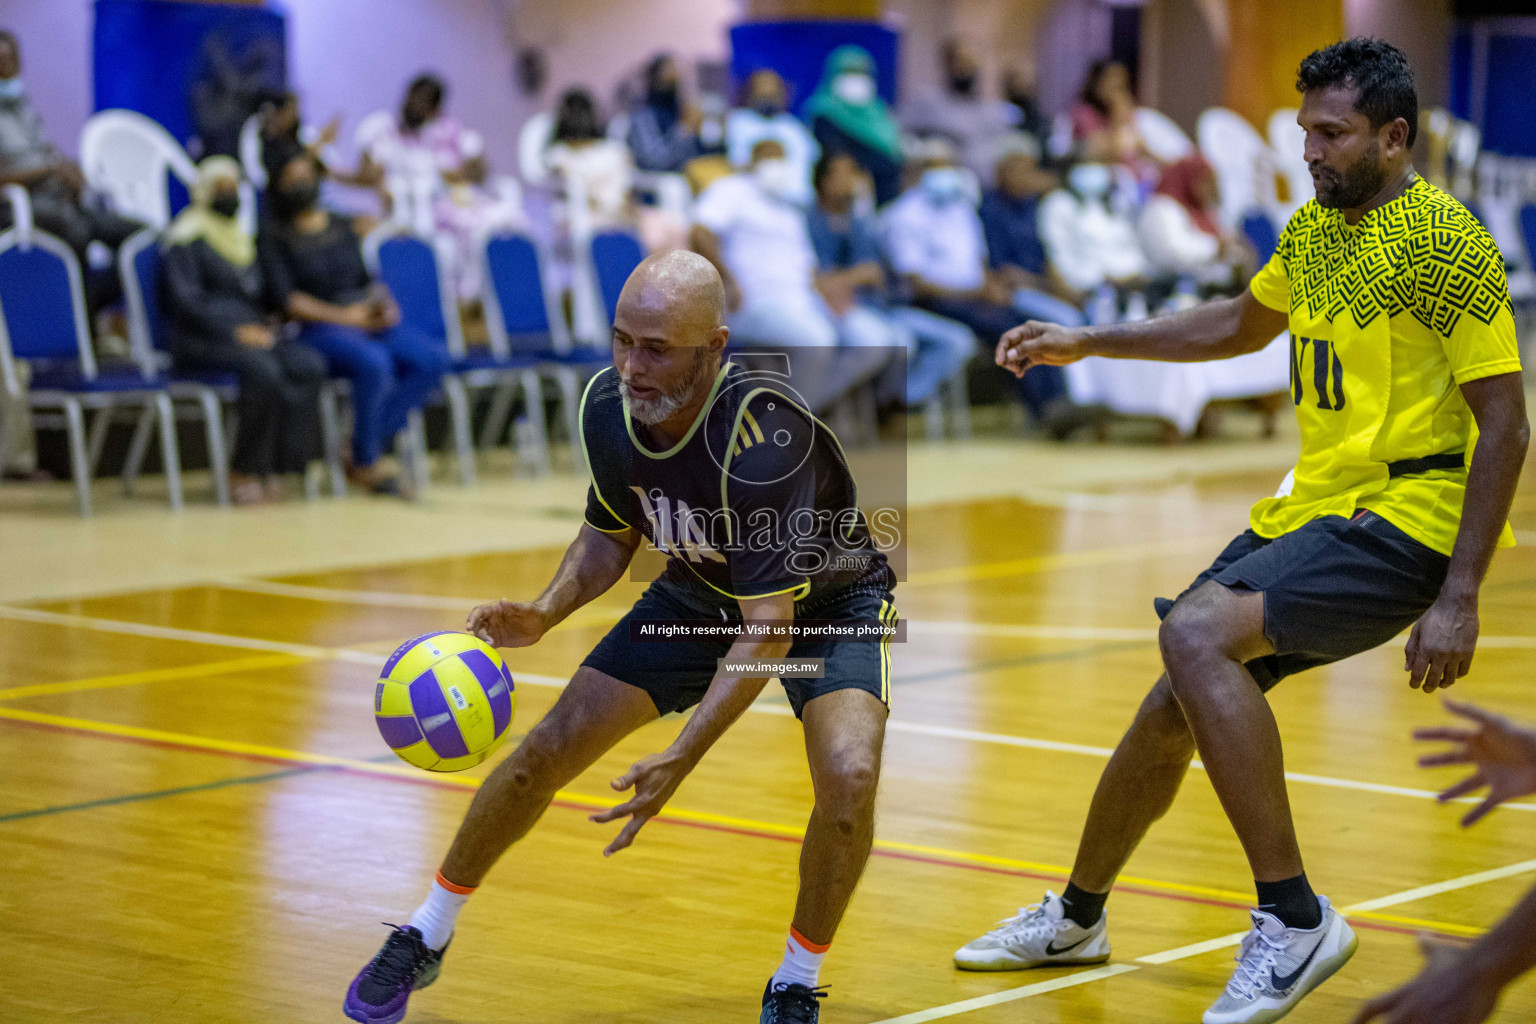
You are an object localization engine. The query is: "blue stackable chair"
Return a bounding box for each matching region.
[369,225,547,485]
[119,229,234,507]
[0,200,181,515]
[1241,210,1280,266]
[481,231,608,470]
[125,233,348,499]
[589,228,646,330]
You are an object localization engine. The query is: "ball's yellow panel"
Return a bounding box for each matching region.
[432,747,496,773]
[391,738,440,771]
[384,631,486,684]
[433,656,497,754]
[375,678,416,718]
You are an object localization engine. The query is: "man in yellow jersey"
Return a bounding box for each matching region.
[954,38,1528,1024]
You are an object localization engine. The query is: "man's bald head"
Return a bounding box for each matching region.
[615,249,726,342]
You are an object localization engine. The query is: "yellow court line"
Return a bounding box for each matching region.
[0,654,310,701]
[904,535,1219,587]
[0,705,1486,938]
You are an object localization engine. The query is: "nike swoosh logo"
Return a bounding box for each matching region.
[1270,939,1323,991]
[1045,935,1091,956]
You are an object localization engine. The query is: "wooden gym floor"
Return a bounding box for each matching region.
[2,426,1535,1023]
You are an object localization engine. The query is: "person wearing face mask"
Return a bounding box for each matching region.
[725,69,819,203]
[1036,160,1150,301]
[691,140,893,416]
[904,37,1020,186]
[808,151,974,410]
[355,74,524,299]
[1071,59,1160,188]
[545,89,635,229]
[883,144,1091,439]
[162,157,325,505]
[626,54,704,173]
[258,155,450,497]
[804,46,904,206]
[0,30,142,312]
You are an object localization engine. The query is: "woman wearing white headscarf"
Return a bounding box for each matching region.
[162,156,325,503]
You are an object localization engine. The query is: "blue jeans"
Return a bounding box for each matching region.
[885,306,975,405]
[1013,288,1086,327]
[300,322,451,467]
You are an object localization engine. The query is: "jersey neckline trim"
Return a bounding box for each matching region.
[623,360,735,460]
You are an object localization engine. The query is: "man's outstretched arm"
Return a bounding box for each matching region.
[467,523,641,649]
[997,290,1290,374]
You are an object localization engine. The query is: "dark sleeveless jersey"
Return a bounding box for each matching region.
[579,361,895,611]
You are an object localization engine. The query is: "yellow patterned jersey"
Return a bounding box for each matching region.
[1246,177,1521,555]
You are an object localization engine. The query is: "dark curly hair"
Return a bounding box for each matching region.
[1296,37,1417,146]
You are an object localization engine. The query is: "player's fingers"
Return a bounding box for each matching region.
[588,795,640,824]
[994,335,1013,366]
[1461,794,1501,828]
[1455,651,1474,678]
[1444,698,1497,725]
[1420,655,1451,693]
[473,628,495,646]
[1403,628,1420,671]
[602,814,649,857]
[1406,649,1430,689]
[1348,992,1396,1024]
[1437,770,1486,803]
[1416,749,1472,768]
[1411,726,1475,743]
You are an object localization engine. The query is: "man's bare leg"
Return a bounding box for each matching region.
[1067,673,1197,894]
[440,667,660,886]
[792,688,887,944]
[762,686,887,1003]
[1158,584,1304,885]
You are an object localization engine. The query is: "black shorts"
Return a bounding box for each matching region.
[1155,511,1450,690]
[581,581,897,718]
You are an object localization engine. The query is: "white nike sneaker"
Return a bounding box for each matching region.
[1202,895,1358,1024]
[953,891,1110,971]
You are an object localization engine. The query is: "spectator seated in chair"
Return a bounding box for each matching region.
[258,154,449,497]
[162,157,325,505]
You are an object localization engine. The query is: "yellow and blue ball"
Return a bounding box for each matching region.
[374,631,516,772]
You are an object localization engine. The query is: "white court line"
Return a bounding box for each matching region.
[213,577,482,610]
[0,604,383,666]
[872,965,1140,1024]
[5,605,1534,813]
[139,582,1536,651]
[873,856,1536,1022]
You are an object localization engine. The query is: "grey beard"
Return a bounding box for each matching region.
[623,350,710,425]
[626,389,686,425]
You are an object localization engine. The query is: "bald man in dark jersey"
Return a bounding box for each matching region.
[344,251,898,1024]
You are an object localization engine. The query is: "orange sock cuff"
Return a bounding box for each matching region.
[788,926,831,955]
[435,870,478,896]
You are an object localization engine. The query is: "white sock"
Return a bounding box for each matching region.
[407,871,475,951]
[770,927,828,990]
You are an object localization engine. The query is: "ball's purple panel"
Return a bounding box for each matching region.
[499,659,515,693]
[410,670,470,758]
[487,678,513,736]
[374,682,385,712]
[375,714,423,750]
[381,630,458,678]
[459,648,504,695]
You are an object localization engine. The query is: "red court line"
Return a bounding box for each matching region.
[0,715,1463,943]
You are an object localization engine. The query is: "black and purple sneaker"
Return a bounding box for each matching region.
[760,981,826,1024]
[343,924,448,1024]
